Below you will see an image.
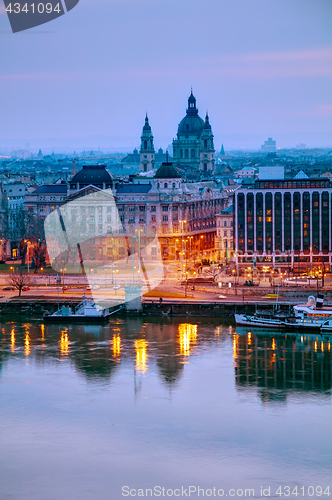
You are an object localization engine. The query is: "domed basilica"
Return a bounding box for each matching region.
[139,90,215,174]
[173,90,215,173]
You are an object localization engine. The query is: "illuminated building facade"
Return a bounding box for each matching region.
[234,176,332,271]
[116,162,227,261]
[216,204,234,263]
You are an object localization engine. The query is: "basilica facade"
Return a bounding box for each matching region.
[139,91,216,174]
[173,91,215,173]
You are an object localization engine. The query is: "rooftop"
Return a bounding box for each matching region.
[32,184,67,194]
[116,184,152,194]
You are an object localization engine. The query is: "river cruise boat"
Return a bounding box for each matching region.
[235,312,322,331]
[44,299,122,323]
[293,295,332,321]
[234,312,288,329]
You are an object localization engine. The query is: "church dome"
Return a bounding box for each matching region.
[177,90,204,136]
[155,162,181,179]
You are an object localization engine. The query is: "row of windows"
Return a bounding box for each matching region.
[237,191,331,254]
[255,180,330,189]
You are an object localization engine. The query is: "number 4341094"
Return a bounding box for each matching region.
[276,486,330,496]
[6,3,62,14]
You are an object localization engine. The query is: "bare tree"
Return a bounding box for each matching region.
[6,271,33,297]
[204,263,224,282]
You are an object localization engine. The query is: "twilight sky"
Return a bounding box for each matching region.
[0,0,332,151]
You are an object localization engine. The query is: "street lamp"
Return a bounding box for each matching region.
[179,220,187,280]
[27,241,31,273]
[188,236,194,267]
[10,266,14,273]
[60,268,66,292]
[200,234,204,262]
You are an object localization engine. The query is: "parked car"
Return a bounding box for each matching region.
[22,286,30,291]
[3,286,15,290]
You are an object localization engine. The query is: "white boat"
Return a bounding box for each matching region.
[235,313,323,331]
[235,313,288,328]
[44,299,122,323]
[294,295,332,321]
[319,318,332,333]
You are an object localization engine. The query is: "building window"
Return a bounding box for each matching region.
[224,230,227,237]
[293,192,301,252]
[191,149,195,158]
[162,206,168,212]
[322,192,329,253]
[151,216,156,222]
[224,221,227,227]
[284,193,291,251]
[247,193,254,252]
[151,206,156,212]
[164,183,168,188]
[139,206,146,212]
[303,192,310,253]
[312,192,319,254]
[204,140,207,148]
[163,215,168,222]
[180,149,183,158]
[265,193,273,253]
[275,192,282,252]
[173,205,178,211]
[185,149,189,159]
[237,193,245,253]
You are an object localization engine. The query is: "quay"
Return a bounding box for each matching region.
[0,297,293,319]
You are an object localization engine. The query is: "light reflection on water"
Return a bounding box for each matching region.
[0,318,331,500]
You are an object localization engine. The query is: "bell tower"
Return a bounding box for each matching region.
[140,114,155,172]
[199,112,215,173]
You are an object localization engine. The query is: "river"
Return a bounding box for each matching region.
[0,318,331,499]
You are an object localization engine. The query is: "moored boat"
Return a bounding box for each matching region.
[234,313,288,328]
[43,299,122,323]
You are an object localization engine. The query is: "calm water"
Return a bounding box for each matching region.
[0,318,331,500]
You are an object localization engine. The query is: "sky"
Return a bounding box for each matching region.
[0,0,332,151]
